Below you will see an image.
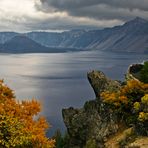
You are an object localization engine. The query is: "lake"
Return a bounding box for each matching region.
[0,51,147,136]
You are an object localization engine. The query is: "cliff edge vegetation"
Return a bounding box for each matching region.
[62,61,148,148]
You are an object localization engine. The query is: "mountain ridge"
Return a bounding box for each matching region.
[0,35,83,53]
[0,17,148,53]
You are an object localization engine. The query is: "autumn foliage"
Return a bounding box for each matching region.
[101,79,148,135]
[0,80,55,147]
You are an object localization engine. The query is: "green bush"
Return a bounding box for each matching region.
[140,61,148,83]
[85,139,97,148]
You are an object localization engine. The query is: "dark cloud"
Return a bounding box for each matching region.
[23,15,110,31]
[68,5,148,21]
[1,0,148,32]
[37,0,148,21]
[39,0,148,11]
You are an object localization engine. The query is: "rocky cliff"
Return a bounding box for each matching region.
[62,63,148,148]
[62,71,121,147]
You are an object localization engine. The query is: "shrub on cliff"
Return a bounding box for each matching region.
[85,139,97,148]
[140,61,148,83]
[0,80,55,147]
[101,79,148,135]
[53,129,65,148]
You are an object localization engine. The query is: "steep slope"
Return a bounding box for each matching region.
[26,30,87,48]
[93,17,148,53]
[0,35,49,53]
[0,35,82,53]
[0,32,18,44]
[25,32,63,47]
[0,17,148,53]
[26,17,148,53]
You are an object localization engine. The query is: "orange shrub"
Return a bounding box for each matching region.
[0,80,55,147]
[101,80,148,135]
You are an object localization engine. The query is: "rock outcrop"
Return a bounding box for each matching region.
[62,71,121,147]
[62,62,148,148]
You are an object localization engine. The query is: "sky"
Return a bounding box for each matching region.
[0,0,148,32]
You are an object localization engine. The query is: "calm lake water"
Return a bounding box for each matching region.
[0,51,147,136]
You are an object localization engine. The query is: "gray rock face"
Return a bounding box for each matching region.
[62,71,121,148]
[87,71,121,97]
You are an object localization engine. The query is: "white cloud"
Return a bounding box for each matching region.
[0,0,75,31]
[0,0,35,17]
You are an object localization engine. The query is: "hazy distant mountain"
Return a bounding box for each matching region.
[0,17,148,53]
[0,32,18,44]
[0,35,81,53]
[26,17,148,53]
[26,30,87,48]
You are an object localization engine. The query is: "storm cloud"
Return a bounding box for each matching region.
[0,0,148,32]
[38,0,148,11]
[37,0,148,20]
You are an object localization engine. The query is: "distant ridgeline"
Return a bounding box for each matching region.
[0,17,148,53]
[61,61,148,148]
